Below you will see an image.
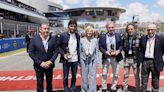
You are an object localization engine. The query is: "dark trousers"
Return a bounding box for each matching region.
[35,68,53,92]
[141,60,160,92]
[63,62,78,92]
[26,42,30,52]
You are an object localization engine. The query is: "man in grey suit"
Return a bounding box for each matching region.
[80,25,99,92]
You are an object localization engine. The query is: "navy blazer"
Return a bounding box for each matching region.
[58,32,80,63]
[28,35,58,71]
[139,35,164,72]
[99,33,123,63]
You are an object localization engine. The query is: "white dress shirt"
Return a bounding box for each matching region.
[40,34,49,52]
[145,36,155,59]
[106,33,116,51]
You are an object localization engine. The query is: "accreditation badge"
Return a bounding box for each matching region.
[128,50,132,54]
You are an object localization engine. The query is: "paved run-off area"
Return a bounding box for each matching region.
[1,50,164,92]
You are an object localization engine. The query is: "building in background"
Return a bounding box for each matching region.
[0,0,63,38]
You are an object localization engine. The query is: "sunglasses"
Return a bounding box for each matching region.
[147,29,156,31]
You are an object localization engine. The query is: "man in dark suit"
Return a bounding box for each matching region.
[99,22,123,92]
[139,23,164,92]
[25,30,36,52]
[25,32,31,52]
[28,23,58,92]
[59,20,80,92]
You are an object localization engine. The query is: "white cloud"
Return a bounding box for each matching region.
[157,0,164,7]
[82,0,90,7]
[48,0,70,9]
[150,13,164,22]
[96,0,120,7]
[65,0,80,5]
[62,5,70,9]
[118,2,164,23]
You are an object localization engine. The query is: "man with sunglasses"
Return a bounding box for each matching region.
[139,23,164,92]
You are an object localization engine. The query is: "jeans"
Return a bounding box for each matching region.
[63,62,78,92]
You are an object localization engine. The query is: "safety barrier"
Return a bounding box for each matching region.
[0,37,25,53]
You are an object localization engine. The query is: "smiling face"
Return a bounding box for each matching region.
[147,23,156,37]
[106,22,115,33]
[68,24,77,33]
[127,24,135,35]
[39,23,49,39]
[68,20,77,33]
[85,26,94,38]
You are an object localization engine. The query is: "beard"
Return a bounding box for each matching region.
[69,29,76,33]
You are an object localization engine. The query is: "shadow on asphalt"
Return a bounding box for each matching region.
[53,84,149,92]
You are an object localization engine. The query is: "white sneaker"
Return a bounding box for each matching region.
[123,85,128,92]
[111,85,117,90]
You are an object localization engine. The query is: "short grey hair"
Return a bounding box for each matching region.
[40,22,49,27]
[105,21,115,27]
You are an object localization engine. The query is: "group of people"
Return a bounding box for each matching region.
[28,20,164,92]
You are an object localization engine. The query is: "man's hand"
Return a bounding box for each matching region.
[40,62,49,69]
[45,61,52,66]
[78,63,81,67]
[115,50,120,56]
[105,51,111,56]
[64,53,70,60]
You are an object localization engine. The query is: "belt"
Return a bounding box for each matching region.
[144,58,154,60]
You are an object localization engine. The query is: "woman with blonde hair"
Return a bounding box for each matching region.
[80,25,99,92]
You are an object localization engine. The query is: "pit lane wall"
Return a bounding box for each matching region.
[0,37,25,53]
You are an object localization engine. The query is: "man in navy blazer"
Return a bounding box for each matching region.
[139,23,164,92]
[28,23,58,92]
[58,20,80,92]
[99,22,123,91]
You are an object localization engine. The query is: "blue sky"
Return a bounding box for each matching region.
[49,0,164,24]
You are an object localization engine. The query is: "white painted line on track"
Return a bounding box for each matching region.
[0,51,26,60]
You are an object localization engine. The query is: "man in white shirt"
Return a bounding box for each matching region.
[99,22,123,92]
[139,23,164,92]
[29,23,58,92]
[58,20,80,92]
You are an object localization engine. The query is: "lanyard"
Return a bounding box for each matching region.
[108,35,114,44]
[129,37,133,50]
[148,37,155,53]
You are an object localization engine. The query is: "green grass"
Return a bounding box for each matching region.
[0,48,26,57]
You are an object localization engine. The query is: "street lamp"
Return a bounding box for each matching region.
[132,15,140,34]
[132,15,139,23]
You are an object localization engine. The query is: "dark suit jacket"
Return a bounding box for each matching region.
[99,32,123,63]
[28,35,58,71]
[25,34,31,44]
[58,32,80,63]
[139,35,164,72]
